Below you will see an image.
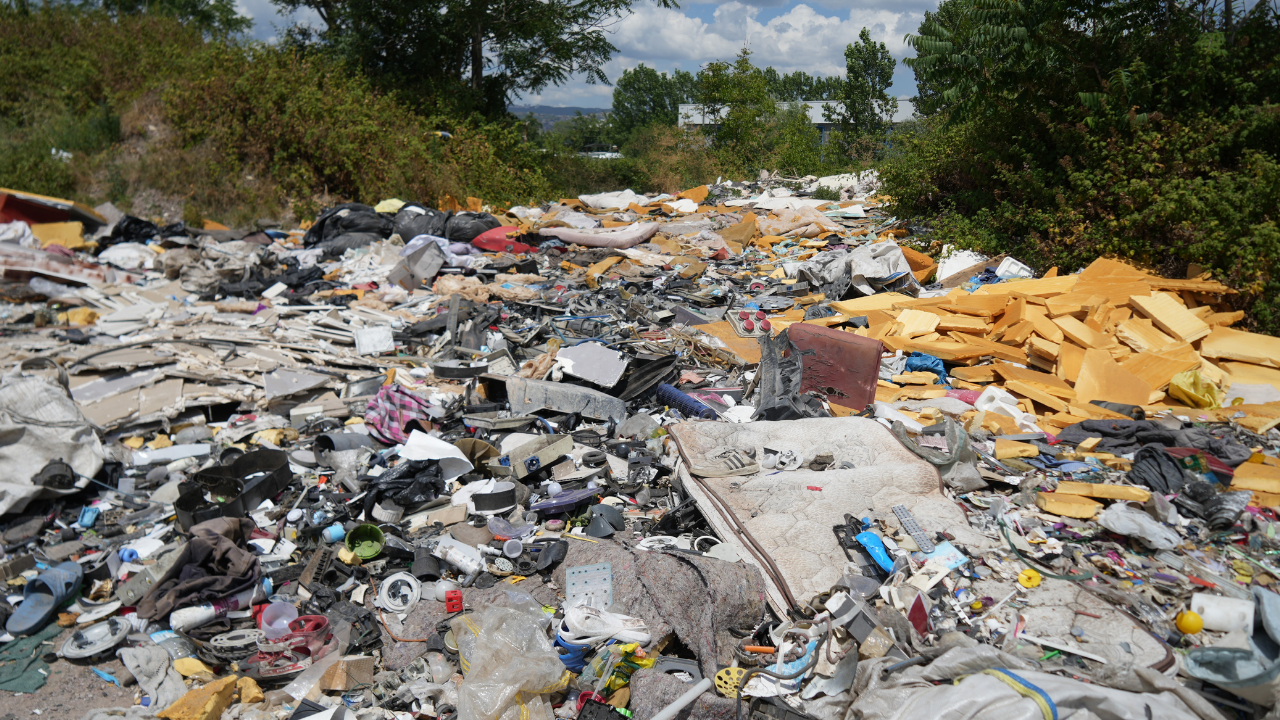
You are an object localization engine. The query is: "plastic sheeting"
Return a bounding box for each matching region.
[847,647,1221,720]
[451,591,570,720]
[0,361,104,516]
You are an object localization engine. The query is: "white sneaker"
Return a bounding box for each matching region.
[688,448,759,477]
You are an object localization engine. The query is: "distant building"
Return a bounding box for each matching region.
[677,101,839,143]
[676,99,916,142]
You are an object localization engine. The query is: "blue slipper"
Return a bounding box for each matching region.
[7,561,81,636]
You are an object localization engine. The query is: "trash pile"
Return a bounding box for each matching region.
[1,176,1280,720]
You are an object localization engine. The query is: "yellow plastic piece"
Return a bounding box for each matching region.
[1169,369,1224,409]
[715,666,748,696]
[1018,568,1042,588]
[1176,610,1204,635]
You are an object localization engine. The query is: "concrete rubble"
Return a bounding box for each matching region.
[0,178,1278,719]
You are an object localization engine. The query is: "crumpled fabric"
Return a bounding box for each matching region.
[791,249,855,300]
[1127,446,1189,494]
[577,189,668,210]
[1059,419,1250,466]
[105,644,187,716]
[433,274,492,303]
[136,517,262,620]
[364,384,438,445]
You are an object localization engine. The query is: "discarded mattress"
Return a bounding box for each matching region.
[669,417,990,612]
[537,222,659,249]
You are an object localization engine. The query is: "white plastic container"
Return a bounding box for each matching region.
[260,601,298,640]
[1191,592,1255,632]
[996,257,1034,279]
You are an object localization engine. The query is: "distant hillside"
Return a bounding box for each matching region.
[510,105,610,130]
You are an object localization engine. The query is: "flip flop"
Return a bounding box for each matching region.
[7,561,81,636]
[562,605,650,646]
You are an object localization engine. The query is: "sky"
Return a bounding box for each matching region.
[232,0,932,114]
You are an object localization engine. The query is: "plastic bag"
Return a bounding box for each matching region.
[1169,369,1224,409]
[1096,503,1180,550]
[451,591,569,720]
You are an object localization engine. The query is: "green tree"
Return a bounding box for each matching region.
[762,68,843,101]
[695,49,775,172]
[825,28,897,155]
[543,111,616,152]
[273,0,676,117]
[81,0,250,34]
[888,0,1280,330]
[908,1,963,118]
[610,64,696,139]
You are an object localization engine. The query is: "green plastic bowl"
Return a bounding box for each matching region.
[346,523,385,560]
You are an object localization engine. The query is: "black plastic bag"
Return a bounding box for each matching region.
[303,203,392,248]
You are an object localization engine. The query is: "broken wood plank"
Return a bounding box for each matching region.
[1036,492,1102,519]
[894,308,941,338]
[1055,481,1151,502]
[1113,318,1176,354]
[1199,326,1280,368]
[952,332,1028,363]
[951,365,998,383]
[1053,316,1114,349]
[1129,292,1211,343]
[1119,349,1202,392]
[1028,336,1061,361]
[1005,379,1069,413]
[1074,348,1154,406]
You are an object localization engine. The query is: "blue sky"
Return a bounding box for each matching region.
[233,0,932,112]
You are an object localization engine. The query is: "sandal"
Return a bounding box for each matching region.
[561,605,650,647]
[7,561,82,636]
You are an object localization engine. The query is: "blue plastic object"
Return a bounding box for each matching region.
[855,531,896,574]
[655,383,716,419]
[78,506,99,529]
[904,352,948,386]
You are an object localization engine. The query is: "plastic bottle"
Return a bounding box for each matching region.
[169,583,266,632]
[173,424,212,444]
[149,630,197,660]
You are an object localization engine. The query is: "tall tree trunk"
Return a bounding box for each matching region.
[1224,0,1233,30]
[471,0,486,92]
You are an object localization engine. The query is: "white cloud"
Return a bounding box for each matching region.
[523,1,930,107]
[235,0,323,41]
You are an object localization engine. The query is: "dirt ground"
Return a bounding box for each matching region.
[4,627,139,718]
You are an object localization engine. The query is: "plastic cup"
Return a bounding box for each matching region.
[261,601,298,640]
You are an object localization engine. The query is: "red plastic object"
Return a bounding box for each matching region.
[471,226,535,254]
[755,311,766,320]
[738,310,749,320]
[445,589,463,613]
[760,319,771,332]
[743,319,755,331]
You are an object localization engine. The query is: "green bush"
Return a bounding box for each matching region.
[887,0,1280,332]
[0,7,563,220]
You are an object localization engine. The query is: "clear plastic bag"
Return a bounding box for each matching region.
[451,591,569,720]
